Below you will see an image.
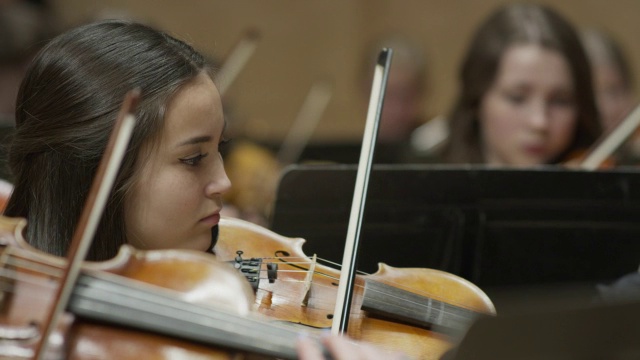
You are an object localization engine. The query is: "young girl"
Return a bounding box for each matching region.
[6,20,229,261]
[442,3,602,166]
[4,19,403,360]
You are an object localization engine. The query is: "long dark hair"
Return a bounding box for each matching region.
[5,20,211,260]
[442,3,602,163]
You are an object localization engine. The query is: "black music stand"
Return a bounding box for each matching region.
[270,164,640,298]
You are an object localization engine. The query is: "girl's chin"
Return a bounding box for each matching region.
[507,153,550,166]
[166,234,213,253]
[490,157,550,167]
[193,235,214,253]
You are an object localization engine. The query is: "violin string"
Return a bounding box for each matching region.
[243,255,367,274]
[252,280,474,324]
[0,260,329,339]
[255,285,470,320]
[257,257,479,312]
[314,257,370,275]
[254,260,481,315]
[319,281,474,320]
[0,253,474,335]
[248,272,477,322]
[85,271,326,344]
[0,253,480,321]
[0,260,472,323]
[0,271,474,331]
[0,243,479,316]
[63,271,320,353]
[260,255,369,274]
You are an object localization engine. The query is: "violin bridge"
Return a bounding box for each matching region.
[301,254,317,307]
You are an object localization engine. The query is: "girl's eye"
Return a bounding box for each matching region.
[505,93,526,104]
[180,153,209,166]
[549,95,574,108]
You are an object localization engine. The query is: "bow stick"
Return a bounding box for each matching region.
[580,103,640,170]
[331,48,392,334]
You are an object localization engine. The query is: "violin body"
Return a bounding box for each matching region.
[0,216,254,359]
[216,217,496,360]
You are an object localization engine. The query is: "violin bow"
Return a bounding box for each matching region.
[331,49,392,334]
[276,80,333,165]
[580,103,640,170]
[216,29,260,96]
[34,89,140,359]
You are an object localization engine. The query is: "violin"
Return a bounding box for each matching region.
[215,216,496,360]
[0,215,328,359]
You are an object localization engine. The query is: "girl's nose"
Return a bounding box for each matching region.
[527,101,550,131]
[205,158,232,197]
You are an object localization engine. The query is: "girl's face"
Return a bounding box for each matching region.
[479,44,578,166]
[124,72,231,252]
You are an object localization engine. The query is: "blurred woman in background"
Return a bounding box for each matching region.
[441,3,602,166]
[581,28,635,132]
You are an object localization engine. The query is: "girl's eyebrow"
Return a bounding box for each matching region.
[177,117,227,147]
[177,136,212,147]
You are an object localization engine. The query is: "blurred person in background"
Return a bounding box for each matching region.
[581,28,635,132]
[582,28,640,165]
[441,3,602,167]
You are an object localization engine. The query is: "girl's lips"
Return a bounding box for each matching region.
[523,144,546,156]
[200,213,220,226]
